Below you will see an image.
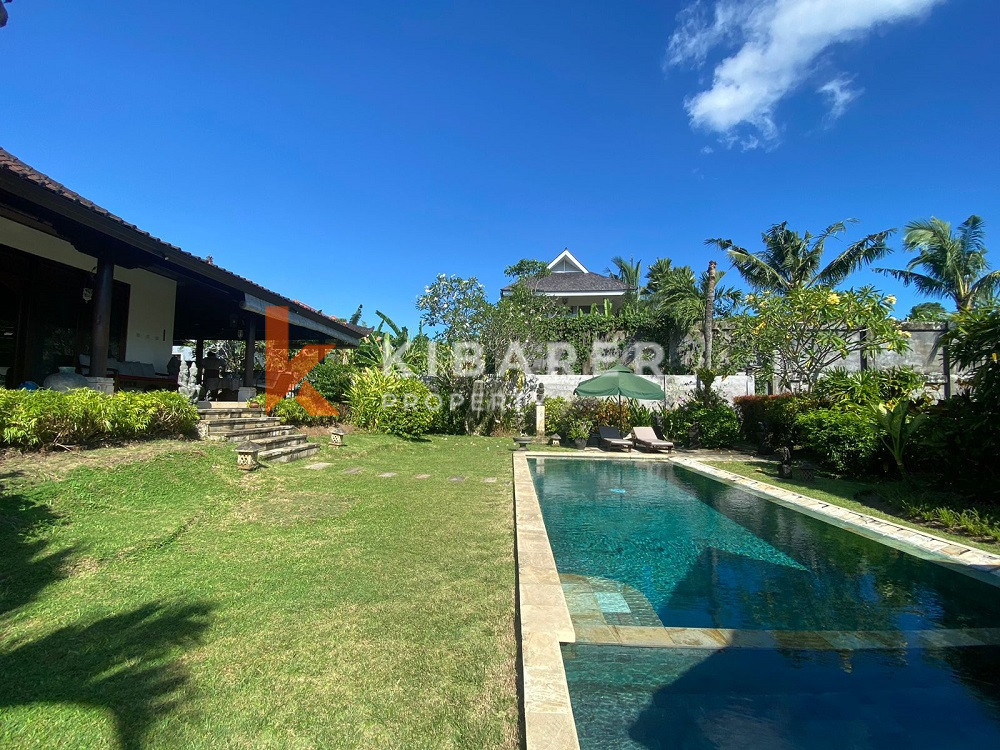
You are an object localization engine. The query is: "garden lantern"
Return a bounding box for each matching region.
[548,433,562,446]
[236,441,261,471]
[330,425,346,447]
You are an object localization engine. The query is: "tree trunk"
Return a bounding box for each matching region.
[703,260,717,370]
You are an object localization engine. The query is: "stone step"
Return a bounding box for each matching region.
[201,416,282,433]
[259,442,320,464]
[198,407,265,421]
[251,433,309,451]
[215,425,299,442]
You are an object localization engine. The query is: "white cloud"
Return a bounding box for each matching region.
[667,0,944,147]
[818,76,862,122]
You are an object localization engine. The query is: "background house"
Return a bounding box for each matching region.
[501,249,632,313]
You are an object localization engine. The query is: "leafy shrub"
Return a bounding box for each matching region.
[553,398,601,436]
[542,396,570,435]
[732,394,807,450]
[628,402,659,428]
[305,359,354,405]
[813,366,926,411]
[911,396,1000,500]
[795,408,881,475]
[271,398,317,426]
[347,369,437,438]
[566,418,592,441]
[379,377,437,438]
[0,388,198,449]
[945,308,1000,404]
[662,403,740,448]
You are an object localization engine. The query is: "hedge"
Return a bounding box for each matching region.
[0,388,199,449]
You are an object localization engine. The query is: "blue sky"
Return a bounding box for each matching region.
[3,1,998,330]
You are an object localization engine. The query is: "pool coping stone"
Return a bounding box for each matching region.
[513,452,580,750]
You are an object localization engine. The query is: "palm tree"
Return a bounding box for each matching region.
[876,215,999,313]
[708,220,895,292]
[606,256,642,294]
[644,260,741,331]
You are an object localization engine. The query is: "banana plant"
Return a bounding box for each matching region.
[874,400,926,478]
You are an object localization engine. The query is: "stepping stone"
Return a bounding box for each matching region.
[378,472,397,478]
[305,463,332,470]
[342,467,364,475]
[448,476,466,483]
[482,477,497,483]
[414,474,431,480]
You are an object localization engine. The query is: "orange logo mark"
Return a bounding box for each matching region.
[264,306,339,417]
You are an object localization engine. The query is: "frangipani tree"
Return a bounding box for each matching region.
[723,286,908,392]
[709,220,895,292]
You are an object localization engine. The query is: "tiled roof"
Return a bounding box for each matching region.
[503,272,630,294]
[0,147,370,339]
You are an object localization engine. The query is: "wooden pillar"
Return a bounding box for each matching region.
[195,339,204,384]
[90,255,115,378]
[243,318,255,388]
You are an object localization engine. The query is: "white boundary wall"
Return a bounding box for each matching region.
[534,373,754,407]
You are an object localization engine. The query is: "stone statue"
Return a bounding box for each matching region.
[178,361,200,404]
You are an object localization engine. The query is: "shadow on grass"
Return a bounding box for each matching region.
[0,480,75,619]
[0,602,213,750]
[1,474,214,749]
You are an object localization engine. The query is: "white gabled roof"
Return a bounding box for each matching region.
[547,248,589,274]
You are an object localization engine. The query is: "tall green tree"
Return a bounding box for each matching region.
[708,220,894,292]
[876,215,999,313]
[906,301,949,322]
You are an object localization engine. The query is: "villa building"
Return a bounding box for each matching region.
[0,148,366,392]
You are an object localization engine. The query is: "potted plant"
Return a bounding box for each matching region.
[567,418,592,449]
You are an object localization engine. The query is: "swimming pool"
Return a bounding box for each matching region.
[529,457,1000,749]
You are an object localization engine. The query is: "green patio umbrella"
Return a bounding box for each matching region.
[574,365,665,400]
[574,365,666,432]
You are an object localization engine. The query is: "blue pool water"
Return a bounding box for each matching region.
[529,458,1000,749]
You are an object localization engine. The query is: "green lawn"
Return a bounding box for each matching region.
[0,435,519,749]
[705,459,1000,556]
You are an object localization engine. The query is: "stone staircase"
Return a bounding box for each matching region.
[197,407,319,464]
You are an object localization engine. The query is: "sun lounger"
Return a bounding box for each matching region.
[631,426,674,453]
[598,426,633,452]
